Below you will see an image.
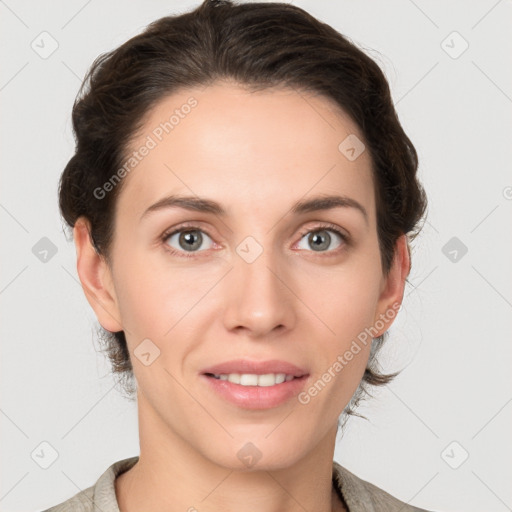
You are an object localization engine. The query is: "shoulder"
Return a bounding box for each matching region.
[41,456,139,512]
[41,485,95,512]
[333,461,436,512]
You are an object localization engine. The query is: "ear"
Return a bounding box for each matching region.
[73,217,123,333]
[372,234,410,336]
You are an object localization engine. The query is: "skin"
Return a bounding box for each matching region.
[73,81,409,512]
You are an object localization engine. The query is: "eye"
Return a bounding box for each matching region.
[162,225,215,258]
[296,224,348,253]
[160,222,349,259]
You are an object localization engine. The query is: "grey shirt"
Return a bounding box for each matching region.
[42,456,434,511]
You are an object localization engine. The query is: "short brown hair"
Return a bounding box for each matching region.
[59,0,427,427]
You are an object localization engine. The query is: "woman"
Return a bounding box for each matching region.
[46,0,433,510]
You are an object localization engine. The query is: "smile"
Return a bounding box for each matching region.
[206,373,296,386]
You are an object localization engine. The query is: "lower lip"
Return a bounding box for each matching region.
[201,374,309,410]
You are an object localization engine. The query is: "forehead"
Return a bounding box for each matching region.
[115,81,375,224]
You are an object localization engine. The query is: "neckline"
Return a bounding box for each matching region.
[102,456,363,512]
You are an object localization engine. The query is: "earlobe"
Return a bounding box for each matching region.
[373,234,410,336]
[73,217,123,333]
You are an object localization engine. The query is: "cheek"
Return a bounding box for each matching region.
[112,247,222,342]
[300,251,382,385]
[305,253,383,340]
[299,282,375,419]
[323,281,380,343]
[110,246,171,338]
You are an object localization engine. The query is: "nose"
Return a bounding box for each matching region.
[222,241,296,339]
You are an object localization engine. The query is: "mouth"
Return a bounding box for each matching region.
[200,360,310,409]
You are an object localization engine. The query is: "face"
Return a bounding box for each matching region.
[76,82,408,471]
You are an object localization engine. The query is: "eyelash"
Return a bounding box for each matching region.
[160,222,349,259]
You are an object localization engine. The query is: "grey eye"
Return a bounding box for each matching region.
[166,229,213,252]
[297,229,343,252]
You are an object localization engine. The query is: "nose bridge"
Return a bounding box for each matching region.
[222,234,295,336]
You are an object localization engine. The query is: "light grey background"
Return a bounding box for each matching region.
[1,1,511,511]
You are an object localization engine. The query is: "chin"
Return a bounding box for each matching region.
[199,433,308,472]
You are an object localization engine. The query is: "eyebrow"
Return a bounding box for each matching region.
[140,193,368,225]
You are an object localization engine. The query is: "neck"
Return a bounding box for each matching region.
[115,392,347,512]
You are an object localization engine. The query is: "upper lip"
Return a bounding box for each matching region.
[201,359,308,377]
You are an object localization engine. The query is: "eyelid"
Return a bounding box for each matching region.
[297,221,349,241]
[294,222,349,255]
[161,221,214,239]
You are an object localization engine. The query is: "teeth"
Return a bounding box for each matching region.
[228,373,240,384]
[240,374,258,386]
[212,373,295,386]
